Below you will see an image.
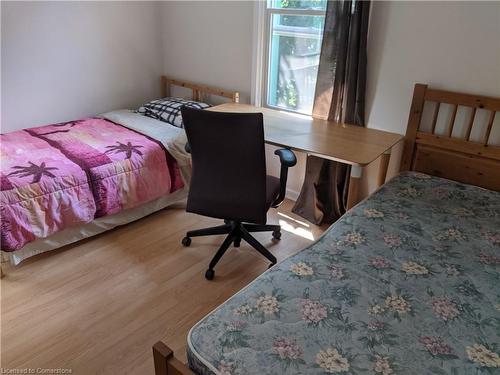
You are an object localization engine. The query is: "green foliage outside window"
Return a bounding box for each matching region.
[268,0,326,113]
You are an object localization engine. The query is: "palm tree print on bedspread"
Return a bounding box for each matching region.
[8,162,58,183]
[105,142,144,159]
[35,119,86,136]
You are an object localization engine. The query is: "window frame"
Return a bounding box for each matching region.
[252,2,326,116]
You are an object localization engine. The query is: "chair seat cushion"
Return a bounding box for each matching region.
[266,175,281,208]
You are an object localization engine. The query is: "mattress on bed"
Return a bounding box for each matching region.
[187,172,500,375]
[0,117,184,252]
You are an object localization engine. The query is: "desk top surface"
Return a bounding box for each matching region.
[210,103,403,166]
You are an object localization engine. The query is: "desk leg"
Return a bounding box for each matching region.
[377,150,391,187]
[347,165,362,210]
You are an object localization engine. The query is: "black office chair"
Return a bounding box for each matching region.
[180,107,297,280]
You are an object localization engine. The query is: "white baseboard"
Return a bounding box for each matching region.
[285,188,300,202]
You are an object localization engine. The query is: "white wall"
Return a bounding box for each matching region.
[367,1,500,135]
[161,1,254,104]
[1,1,163,133]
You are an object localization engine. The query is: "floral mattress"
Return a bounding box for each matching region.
[187,172,500,375]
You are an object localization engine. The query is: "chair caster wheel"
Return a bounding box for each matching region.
[205,268,215,280]
[234,238,241,247]
[182,237,191,247]
[272,230,281,240]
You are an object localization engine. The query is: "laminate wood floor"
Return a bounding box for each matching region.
[1,200,326,375]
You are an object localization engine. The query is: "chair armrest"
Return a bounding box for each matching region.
[271,148,297,208]
[274,148,297,167]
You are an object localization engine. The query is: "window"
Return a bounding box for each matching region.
[258,0,327,115]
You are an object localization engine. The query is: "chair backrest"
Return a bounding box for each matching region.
[181,107,268,224]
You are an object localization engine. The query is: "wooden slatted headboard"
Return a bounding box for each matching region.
[160,75,240,103]
[401,84,500,191]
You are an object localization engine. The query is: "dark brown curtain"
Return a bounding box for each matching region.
[292,0,370,225]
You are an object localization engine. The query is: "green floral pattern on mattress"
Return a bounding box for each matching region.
[187,172,500,375]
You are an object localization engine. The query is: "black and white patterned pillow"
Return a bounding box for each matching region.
[136,97,211,128]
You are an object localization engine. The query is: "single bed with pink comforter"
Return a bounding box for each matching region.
[1,117,184,254]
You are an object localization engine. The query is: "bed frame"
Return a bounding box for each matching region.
[152,83,500,374]
[161,75,240,103]
[401,84,500,191]
[153,342,194,375]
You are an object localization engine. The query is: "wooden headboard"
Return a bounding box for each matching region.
[401,84,500,191]
[160,75,240,103]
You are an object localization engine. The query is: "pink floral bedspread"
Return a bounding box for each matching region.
[0,118,183,252]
